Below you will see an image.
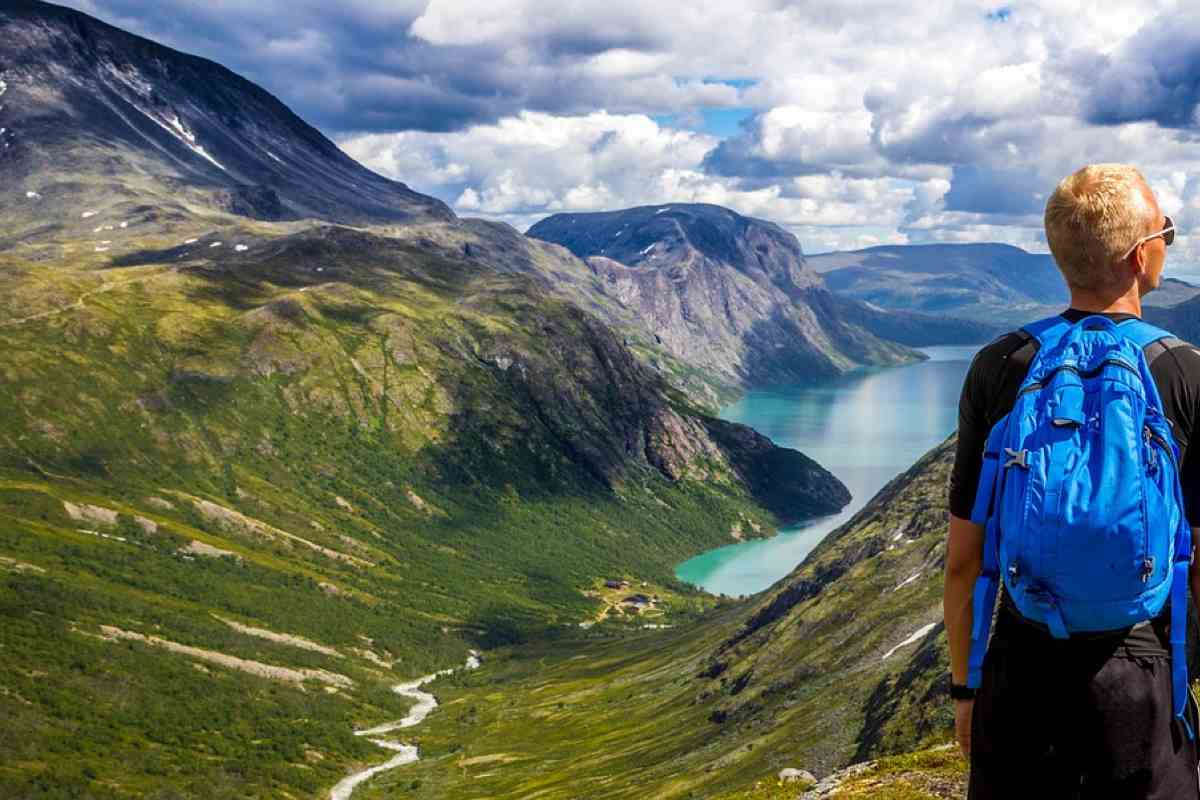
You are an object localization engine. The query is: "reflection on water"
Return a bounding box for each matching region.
[674,344,982,597]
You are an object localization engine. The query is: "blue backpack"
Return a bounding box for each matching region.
[967,313,1194,740]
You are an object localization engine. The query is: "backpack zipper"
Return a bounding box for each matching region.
[1147,428,1176,466]
[1142,423,1175,583]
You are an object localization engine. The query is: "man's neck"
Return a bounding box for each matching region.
[1067,286,1143,317]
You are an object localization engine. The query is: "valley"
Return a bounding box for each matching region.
[6,3,1200,800]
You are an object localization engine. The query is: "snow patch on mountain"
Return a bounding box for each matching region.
[880,622,937,661]
[136,106,226,172]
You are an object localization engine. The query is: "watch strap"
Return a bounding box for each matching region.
[950,682,977,700]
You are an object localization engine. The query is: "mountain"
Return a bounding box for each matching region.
[0,4,859,797]
[1144,276,1200,309]
[807,243,1069,326]
[0,0,451,245]
[527,204,926,387]
[1145,292,1200,342]
[828,294,1001,347]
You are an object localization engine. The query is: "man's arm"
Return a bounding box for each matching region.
[1191,528,1200,621]
[944,513,984,685]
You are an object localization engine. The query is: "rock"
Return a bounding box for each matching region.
[800,763,873,799]
[62,501,118,526]
[181,540,240,560]
[779,767,816,783]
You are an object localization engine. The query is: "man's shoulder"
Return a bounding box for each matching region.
[968,329,1038,377]
[1150,332,1200,374]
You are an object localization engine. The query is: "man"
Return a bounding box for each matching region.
[944,163,1200,797]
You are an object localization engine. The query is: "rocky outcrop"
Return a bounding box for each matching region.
[797,744,965,799]
[528,204,923,387]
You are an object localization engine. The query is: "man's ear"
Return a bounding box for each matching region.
[1128,243,1147,280]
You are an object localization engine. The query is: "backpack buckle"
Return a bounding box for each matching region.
[1003,448,1029,469]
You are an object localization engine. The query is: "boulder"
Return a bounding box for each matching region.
[779,767,816,783]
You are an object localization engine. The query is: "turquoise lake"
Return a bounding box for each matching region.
[675,344,984,597]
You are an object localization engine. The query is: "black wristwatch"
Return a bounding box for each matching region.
[950,682,977,700]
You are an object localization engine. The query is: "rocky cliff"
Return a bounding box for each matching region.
[527,204,924,387]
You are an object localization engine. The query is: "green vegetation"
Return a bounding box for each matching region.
[0,223,815,797]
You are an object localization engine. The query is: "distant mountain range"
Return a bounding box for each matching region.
[809,242,1200,330]
[807,243,1067,326]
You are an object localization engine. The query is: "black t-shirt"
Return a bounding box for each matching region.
[949,307,1200,657]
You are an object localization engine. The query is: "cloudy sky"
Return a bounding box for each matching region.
[58,0,1200,260]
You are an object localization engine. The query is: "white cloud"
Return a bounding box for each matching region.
[342,111,932,245]
[64,0,1200,256]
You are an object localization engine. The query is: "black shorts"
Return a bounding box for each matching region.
[969,641,1200,799]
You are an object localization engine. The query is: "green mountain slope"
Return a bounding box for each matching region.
[0,222,851,798]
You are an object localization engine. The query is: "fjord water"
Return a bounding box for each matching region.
[675,344,982,596]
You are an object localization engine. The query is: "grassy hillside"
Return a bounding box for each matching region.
[0,222,848,798]
[339,440,969,799]
[345,431,1200,800]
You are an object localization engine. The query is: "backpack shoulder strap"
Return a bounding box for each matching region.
[1116,317,1192,363]
[1019,314,1073,352]
[1116,318,1187,418]
[1117,317,1173,352]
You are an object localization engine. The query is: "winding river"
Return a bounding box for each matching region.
[675,344,982,597]
[330,651,481,800]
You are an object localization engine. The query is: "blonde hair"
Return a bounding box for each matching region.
[1044,163,1156,291]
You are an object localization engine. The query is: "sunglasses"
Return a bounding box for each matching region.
[1122,215,1175,260]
